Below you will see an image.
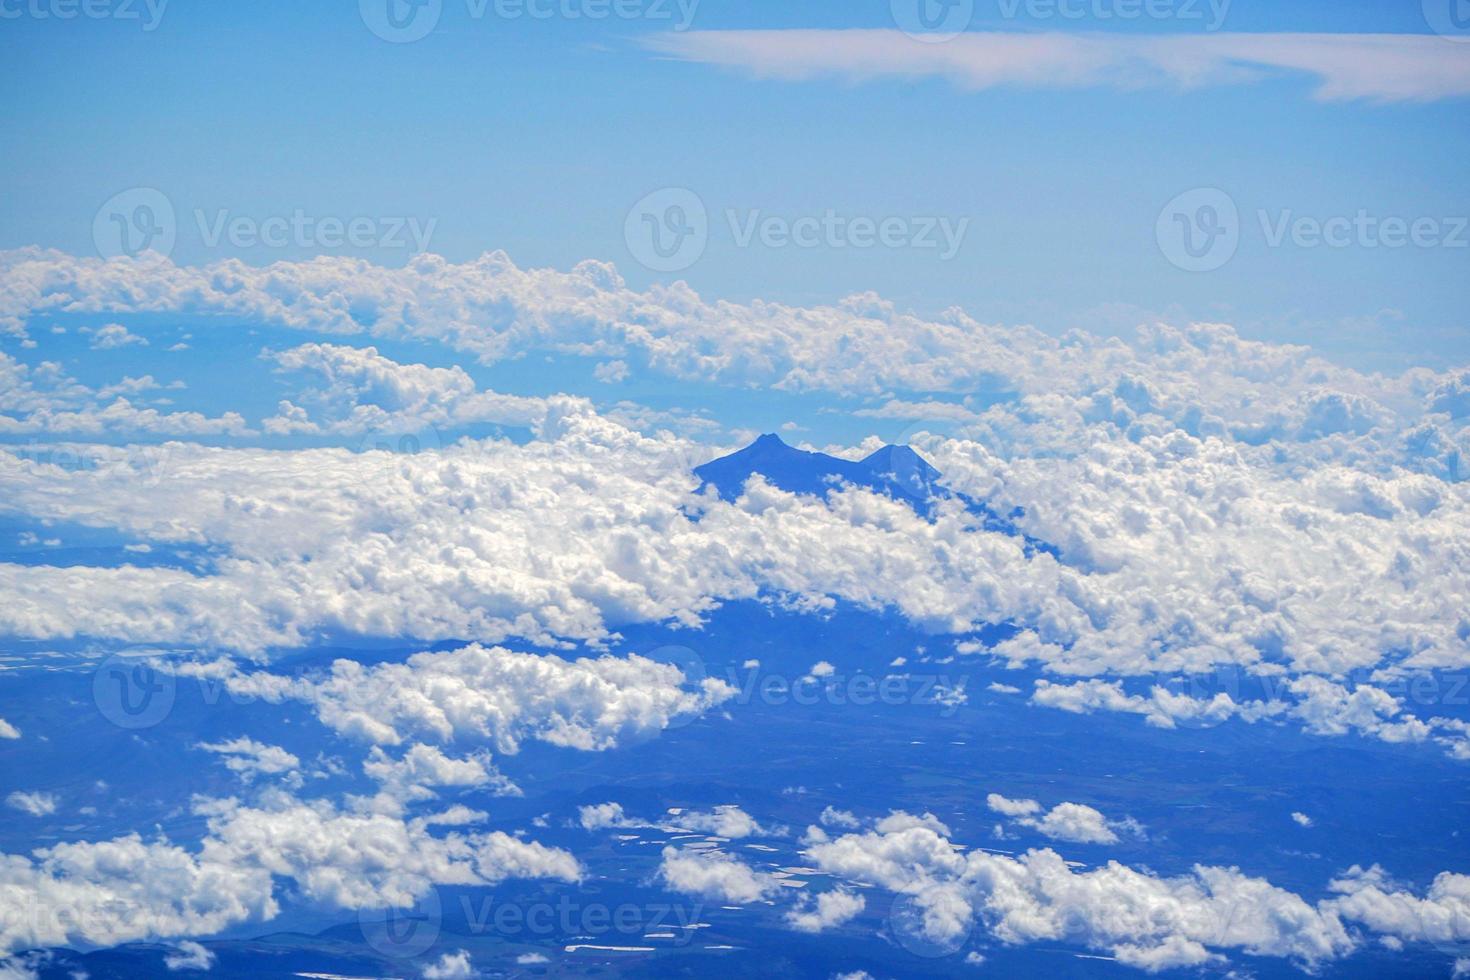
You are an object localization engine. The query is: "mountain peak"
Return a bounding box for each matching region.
[695,435,940,508]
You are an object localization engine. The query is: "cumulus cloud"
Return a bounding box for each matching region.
[798,815,1470,969]
[87,322,147,349]
[0,789,579,957]
[806,821,1357,969]
[163,941,215,971]
[421,949,474,979]
[360,743,515,814]
[819,806,861,829]
[1326,865,1470,948]
[985,794,1042,818]
[580,801,771,838]
[785,888,865,933]
[658,846,780,904]
[194,643,734,750]
[987,794,1137,845]
[195,738,300,783]
[579,801,636,831]
[0,720,17,740]
[3,250,1470,762]
[0,352,247,437]
[262,342,586,437]
[4,793,56,818]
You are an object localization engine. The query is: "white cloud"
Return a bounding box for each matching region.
[806,822,1354,969]
[644,30,1470,104]
[0,720,17,740]
[801,817,1470,969]
[785,888,865,932]
[658,846,781,904]
[163,941,215,971]
[195,738,300,783]
[986,794,1042,818]
[819,806,861,829]
[990,794,1137,845]
[1292,812,1314,828]
[88,323,147,349]
[421,949,474,979]
[674,806,771,839]
[516,952,550,964]
[873,811,951,836]
[361,743,514,814]
[0,352,247,437]
[5,792,56,818]
[594,359,629,383]
[0,833,274,954]
[262,342,585,437]
[579,802,636,830]
[579,801,771,838]
[3,251,1470,760]
[1027,802,1121,846]
[197,644,734,750]
[1326,865,1470,948]
[0,791,579,956]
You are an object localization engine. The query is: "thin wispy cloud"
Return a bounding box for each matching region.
[643,30,1470,103]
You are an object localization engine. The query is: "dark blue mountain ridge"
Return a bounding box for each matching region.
[693,434,1057,556]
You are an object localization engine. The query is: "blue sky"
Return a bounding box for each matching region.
[3,0,1467,373]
